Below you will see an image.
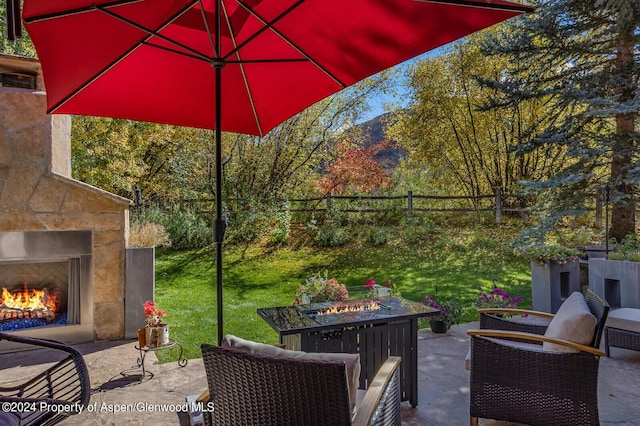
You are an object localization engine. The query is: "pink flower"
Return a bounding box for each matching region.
[365,279,376,290]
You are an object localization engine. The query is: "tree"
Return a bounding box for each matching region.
[316,140,394,195]
[219,73,392,206]
[71,117,209,202]
[480,0,640,241]
[388,29,561,212]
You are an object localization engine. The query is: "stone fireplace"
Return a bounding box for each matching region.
[0,54,131,343]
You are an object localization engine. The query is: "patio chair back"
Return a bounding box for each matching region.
[201,343,352,426]
[0,332,90,426]
[584,289,610,348]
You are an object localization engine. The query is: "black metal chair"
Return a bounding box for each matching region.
[0,332,91,426]
[201,343,402,426]
[467,290,609,426]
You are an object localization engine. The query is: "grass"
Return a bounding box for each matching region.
[153,220,531,362]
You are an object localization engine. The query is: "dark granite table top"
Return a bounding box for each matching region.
[257,296,438,335]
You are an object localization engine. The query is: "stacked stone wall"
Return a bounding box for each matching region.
[0,86,130,340]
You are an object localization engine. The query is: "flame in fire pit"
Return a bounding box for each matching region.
[316,300,382,316]
[1,283,57,312]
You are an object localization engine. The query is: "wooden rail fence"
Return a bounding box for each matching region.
[176,189,611,226]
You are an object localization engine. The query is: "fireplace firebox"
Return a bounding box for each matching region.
[0,231,93,344]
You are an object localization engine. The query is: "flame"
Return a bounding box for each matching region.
[1,283,57,311]
[317,300,381,316]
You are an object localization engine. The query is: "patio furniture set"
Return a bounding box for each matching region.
[2,290,634,425]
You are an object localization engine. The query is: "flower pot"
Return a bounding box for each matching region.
[145,325,169,348]
[137,328,147,347]
[429,320,448,334]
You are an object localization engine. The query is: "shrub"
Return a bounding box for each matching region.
[608,235,640,262]
[128,221,171,248]
[269,203,291,246]
[366,226,391,246]
[228,209,268,244]
[136,203,212,249]
[315,221,349,247]
[163,204,212,249]
[401,217,434,245]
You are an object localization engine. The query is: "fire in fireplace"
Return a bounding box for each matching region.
[0,231,93,344]
[1,282,66,330]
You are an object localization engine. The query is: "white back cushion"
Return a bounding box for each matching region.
[543,292,596,353]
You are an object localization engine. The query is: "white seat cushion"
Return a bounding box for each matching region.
[543,292,596,353]
[222,334,361,416]
[606,308,640,333]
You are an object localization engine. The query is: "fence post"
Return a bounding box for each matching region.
[595,188,603,229]
[407,190,413,219]
[495,189,502,225]
[326,193,332,214]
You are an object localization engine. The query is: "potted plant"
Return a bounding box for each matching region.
[293,272,349,304]
[519,245,581,313]
[476,285,526,310]
[141,300,169,348]
[422,293,461,333]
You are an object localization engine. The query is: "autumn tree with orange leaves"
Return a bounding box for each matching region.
[316,140,393,195]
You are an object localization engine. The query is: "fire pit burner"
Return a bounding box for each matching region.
[304,299,386,317]
[258,296,438,407]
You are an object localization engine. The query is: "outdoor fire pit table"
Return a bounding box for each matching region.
[257,296,438,407]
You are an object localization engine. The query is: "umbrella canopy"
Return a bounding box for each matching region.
[22,0,531,343]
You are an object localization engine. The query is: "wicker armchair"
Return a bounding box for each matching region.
[0,332,91,426]
[201,344,402,426]
[467,290,609,426]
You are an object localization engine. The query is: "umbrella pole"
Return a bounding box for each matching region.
[214,0,225,346]
[214,66,224,346]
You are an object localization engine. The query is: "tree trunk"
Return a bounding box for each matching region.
[610,24,636,242]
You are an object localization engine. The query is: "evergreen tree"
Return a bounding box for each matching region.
[480,0,640,242]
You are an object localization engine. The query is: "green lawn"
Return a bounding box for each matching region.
[153,224,531,362]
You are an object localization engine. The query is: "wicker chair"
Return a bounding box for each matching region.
[200,344,402,426]
[0,332,91,426]
[467,290,609,426]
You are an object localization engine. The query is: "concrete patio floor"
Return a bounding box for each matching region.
[2,321,640,425]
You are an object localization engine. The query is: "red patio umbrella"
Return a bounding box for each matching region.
[21,0,531,344]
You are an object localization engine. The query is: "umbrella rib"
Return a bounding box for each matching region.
[225,59,307,64]
[47,1,204,113]
[221,0,263,136]
[414,0,534,13]
[226,0,305,60]
[231,0,346,89]
[197,0,218,60]
[98,2,212,63]
[22,0,143,23]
